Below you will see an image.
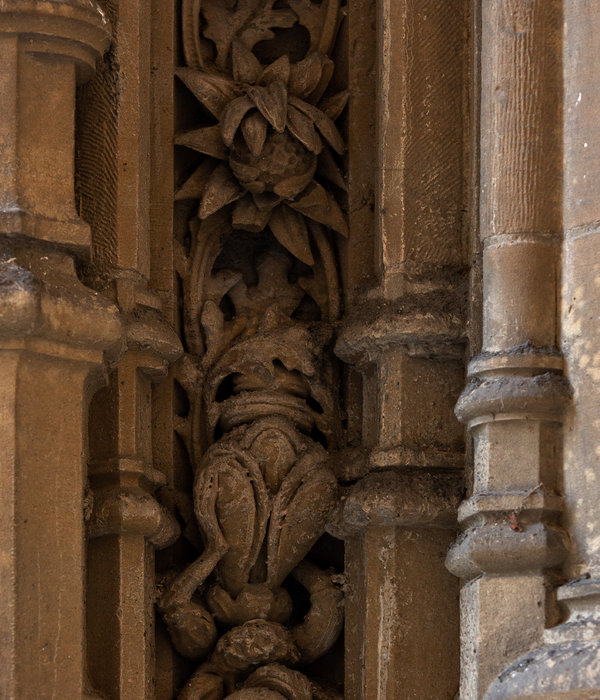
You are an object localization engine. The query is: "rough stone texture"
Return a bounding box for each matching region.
[0,3,120,698]
[153,1,349,698]
[4,0,600,699]
[336,1,469,698]
[479,3,600,698]
[445,2,568,698]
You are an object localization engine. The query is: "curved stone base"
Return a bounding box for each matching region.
[485,639,600,699]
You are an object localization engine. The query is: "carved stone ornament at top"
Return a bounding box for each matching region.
[159,1,347,698]
[175,0,348,266]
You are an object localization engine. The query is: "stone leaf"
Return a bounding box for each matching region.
[175,160,216,201]
[176,125,228,159]
[199,163,245,218]
[177,68,239,119]
[288,181,348,236]
[272,160,317,199]
[246,81,288,133]
[287,104,322,154]
[319,89,349,121]
[268,204,314,265]
[288,53,327,100]
[241,111,268,156]
[317,148,347,191]
[221,95,255,148]
[260,55,291,87]
[307,58,334,104]
[267,455,338,587]
[289,96,344,154]
[232,39,262,83]
[196,449,268,597]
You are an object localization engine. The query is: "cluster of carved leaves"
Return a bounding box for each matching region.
[176,0,348,266]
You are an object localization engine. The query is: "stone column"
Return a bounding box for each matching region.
[0,2,121,698]
[336,0,469,697]
[484,3,600,698]
[77,1,183,698]
[445,2,569,698]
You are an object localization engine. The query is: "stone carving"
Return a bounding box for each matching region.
[173,0,348,266]
[158,1,347,697]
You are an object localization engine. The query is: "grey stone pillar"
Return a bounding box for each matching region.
[485,3,600,697]
[445,2,569,698]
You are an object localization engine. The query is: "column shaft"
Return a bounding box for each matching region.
[338,0,469,697]
[447,2,566,698]
[485,4,600,698]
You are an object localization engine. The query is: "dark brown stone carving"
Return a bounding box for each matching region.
[158,1,347,697]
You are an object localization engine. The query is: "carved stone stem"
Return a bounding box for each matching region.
[0,2,121,697]
[484,4,600,698]
[336,0,469,697]
[445,2,567,698]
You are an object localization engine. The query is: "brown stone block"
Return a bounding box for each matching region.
[460,575,545,700]
[482,237,559,352]
[378,351,464,458]
[346,525,459,700]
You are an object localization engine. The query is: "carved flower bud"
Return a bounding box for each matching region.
[229,132,317,196]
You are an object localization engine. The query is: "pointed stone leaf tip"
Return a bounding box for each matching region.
[289,96,344,154]
[176,68,239,119]
[269,204,315,265]
[175,125,228,160]
[241,112,268,156]
[288,182,348,237]
[288,53,326,99]
[287,105,322,154]
[232,40,262,83]
[260,56,291,86]
[199,163,244,219]
[317,148,347,191]
[247,81,288,133]
[319,90,349,121]
[175,161,216,201]
[221,96,255,148]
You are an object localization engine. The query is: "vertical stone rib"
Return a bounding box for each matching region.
[446,2,567,698]
[338,0,469,697]
[0,4,122,698]
[482,3,562,239]
[80,2,183,698]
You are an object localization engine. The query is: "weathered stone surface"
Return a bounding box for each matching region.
[5,0,600,697]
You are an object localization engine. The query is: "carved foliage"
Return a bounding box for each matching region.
[175,0,348,266]
[160,1,347,697]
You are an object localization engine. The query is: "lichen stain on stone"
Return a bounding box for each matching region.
[0,259,35,294]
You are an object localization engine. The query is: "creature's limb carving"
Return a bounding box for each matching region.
[291,561,343,664]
